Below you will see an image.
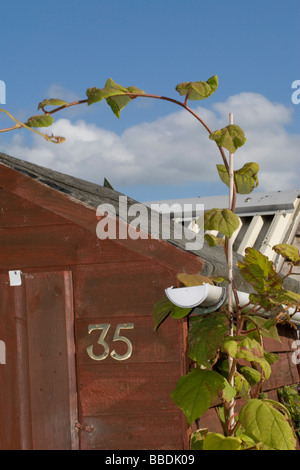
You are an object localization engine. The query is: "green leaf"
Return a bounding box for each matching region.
[25,114,54,128]
[190,429,208,450]
[202,433,241,450]
[216,359,230,378]
[238,399,296,450]
[238,433,261,449]
[171,369,235,424]
[105,80,145,118]
[263,398,293,420]
[273,244,300,266]
[170,304,192,319]
[106,94,132,119]
[216,162,259,194]
[222,336,271,379]
[152,297,173,330]
[175,75,218,101]
[238,247,282,293]
[152,297,191,329]
[204,208,240,238]
[86,86,118,105]
[177,272,214,286]
[188,313,229,368]
[239,366,262,386]
[246,315,281,343]
[248,293,283,313]
[264,351,279,366]
[209,124,246,153]
[249,287,300,313]
[204,232,225,247]
[86,78,144,117]
[271,288,300,305]
[209,275,230,285]
[234,371,251,399]
[38,98,68,110]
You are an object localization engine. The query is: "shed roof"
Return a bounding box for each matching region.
[0,152,299,296]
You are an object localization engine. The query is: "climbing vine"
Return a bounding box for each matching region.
[1,76,300,450]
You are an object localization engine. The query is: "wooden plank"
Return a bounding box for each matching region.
[0,187,71,228]
[77,362,183,417]
[77,316,184,365]
[263,324,298,352]
[263,352,299,392]
[198,407,224,435]
[0,224,146,269]
[25,271,79,450]
[79,413,187,450]
[73,262,176,319]
[0,274,31,450]
[74,262,189,450]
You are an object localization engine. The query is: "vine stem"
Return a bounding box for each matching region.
[1,92,230,175]
[227,112,236,433]
[0,109,65,143]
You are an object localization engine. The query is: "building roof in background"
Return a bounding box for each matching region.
[146,190,300,216]
[146,190,300,272]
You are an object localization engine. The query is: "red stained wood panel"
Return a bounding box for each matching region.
[263,352,299,392]
[0,225,146,269]
[24,271,78,450]
[73,262,176,319]
[0,270,79,450]
[73,262,188,450]
[76,316,184,365]
[0,274,30,450]
[263,324,298,352]
[0,187,72,228]
[78,362,183,417]
[79,412,186,450]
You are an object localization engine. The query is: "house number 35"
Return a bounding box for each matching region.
[86,323,134,361]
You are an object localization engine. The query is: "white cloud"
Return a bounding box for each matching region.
[2,92,300,195]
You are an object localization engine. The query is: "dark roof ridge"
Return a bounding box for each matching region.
[0,152,135,206]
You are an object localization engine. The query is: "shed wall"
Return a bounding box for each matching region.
[0,187,189,450]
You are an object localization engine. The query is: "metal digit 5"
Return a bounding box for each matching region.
[110,323,134,361]
[86,324,110,361]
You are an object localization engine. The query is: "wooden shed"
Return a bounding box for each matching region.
[0,152,299,450]
[0,152,205,450]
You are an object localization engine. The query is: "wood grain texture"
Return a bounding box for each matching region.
[0,271,79,450]
[73,262,189,450]
[0,187,71,228]
[79,413,187,450]
[25,271,78,450]
[0,224,146,269]
[0,274,30,450]
[73,262,177,318]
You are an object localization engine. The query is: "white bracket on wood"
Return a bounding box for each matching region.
[9,270,22,286]
[0,340,6,364]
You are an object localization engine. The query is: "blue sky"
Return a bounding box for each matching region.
[0,0,299,202]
